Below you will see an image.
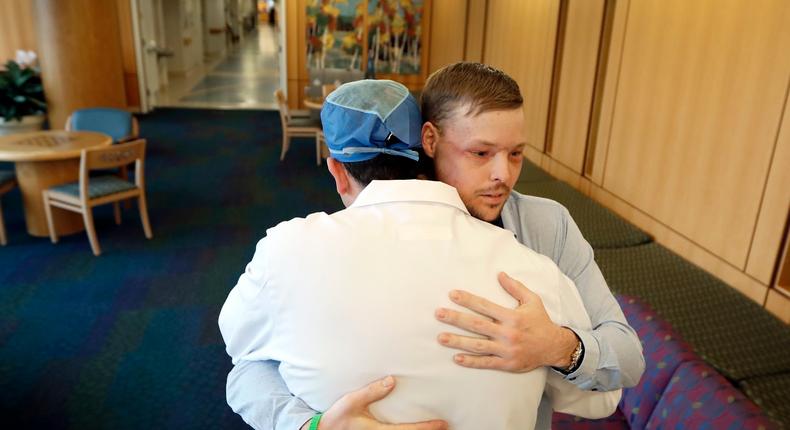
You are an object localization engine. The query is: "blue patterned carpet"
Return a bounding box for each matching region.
[0,109,342,429]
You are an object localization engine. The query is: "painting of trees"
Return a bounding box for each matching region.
[306,0,365,70]
[367,0,424,75]
[305,0,426,75]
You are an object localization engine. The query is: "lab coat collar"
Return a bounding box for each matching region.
[351,180,470,215]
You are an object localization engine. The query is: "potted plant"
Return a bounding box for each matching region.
[0,53,47,136]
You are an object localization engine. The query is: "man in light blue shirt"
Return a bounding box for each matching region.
[226,62,645,430]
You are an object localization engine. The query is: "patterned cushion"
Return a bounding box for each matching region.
[0,170,14,186]
[596,244,790,382]
[50,176,136,199]
[646,361,779,429]
[514,180,652,249]
[552,409,629,429]
[616,295,699,428]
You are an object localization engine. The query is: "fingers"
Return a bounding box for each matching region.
[451,353,512,370]
[325,377,448,430]
[344,375,396,407]
[435,307,499,337]
[447,289,509,321]
[497,272,535,305]
[437,332,506,356]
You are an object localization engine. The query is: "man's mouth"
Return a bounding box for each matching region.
[479,190,508,204]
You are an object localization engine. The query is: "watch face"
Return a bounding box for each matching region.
[567,342,583,372]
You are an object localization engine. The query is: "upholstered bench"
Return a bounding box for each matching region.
[552,295,778,429]
[513,177,652,249]
[595,243,790,406]
[516,160,554,184]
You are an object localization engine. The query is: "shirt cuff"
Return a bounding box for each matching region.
[556,327,600,389]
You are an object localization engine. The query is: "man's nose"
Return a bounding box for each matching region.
[490,153,512,184]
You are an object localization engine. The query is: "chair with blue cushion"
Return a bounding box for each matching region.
[65,108,139,143]
[42,139,153,256]
[0,170,16,246]
[66,107,139,182]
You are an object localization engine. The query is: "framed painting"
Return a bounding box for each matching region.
[303,0,432,86]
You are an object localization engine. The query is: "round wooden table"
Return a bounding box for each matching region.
[0,130,112,237]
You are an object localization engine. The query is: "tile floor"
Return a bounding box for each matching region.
[158,24,280,110]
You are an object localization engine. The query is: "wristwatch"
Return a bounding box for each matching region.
[564,339,584,373]
[553,333,584,375]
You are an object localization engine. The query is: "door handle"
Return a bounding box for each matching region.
[154,48,174,59]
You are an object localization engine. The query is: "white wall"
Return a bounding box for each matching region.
[163,0,205,74]
[188,0,205,67]
[154,0,169,86]
[203,0,226,57]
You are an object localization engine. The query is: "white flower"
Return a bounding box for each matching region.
[15,50,38,68]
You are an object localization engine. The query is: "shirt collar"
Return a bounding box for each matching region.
[351,180,470,215]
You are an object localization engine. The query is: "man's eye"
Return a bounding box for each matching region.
[510,151,522,157]
[473,151,488,157]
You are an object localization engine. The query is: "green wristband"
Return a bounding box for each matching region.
[308,413,323,430]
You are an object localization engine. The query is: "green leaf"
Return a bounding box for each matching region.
[15,73,32,87]
[0,60,47,119]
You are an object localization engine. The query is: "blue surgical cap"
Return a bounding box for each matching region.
[320,79,421,163]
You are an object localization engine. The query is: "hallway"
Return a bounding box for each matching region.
[158,25,280,110]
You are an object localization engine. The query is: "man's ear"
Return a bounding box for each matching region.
[421,122,439,158]
[327,157,350,196]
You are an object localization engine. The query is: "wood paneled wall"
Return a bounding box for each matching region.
[483,0,560,152]
[116,0,140,108]
[545,0,605,174]
[285,0,304,109]
[491,0,790,319]
[2,0,140,110]
[601,0,790,269]
[766,289,790,324]
[0,0,37,63]
[588,0,629,184]
[746,84,790,285]
[428,0,468,74]
[33,0,128,128]
[464,0,486,63]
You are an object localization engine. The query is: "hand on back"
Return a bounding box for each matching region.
[303,376,448,430]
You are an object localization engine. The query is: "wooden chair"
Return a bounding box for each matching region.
[316,130,328,165]
[0,170,16,246]
[321,83,337,98]
[66,108,139,208]
[274,89,323,166]
[42,139,153,256]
